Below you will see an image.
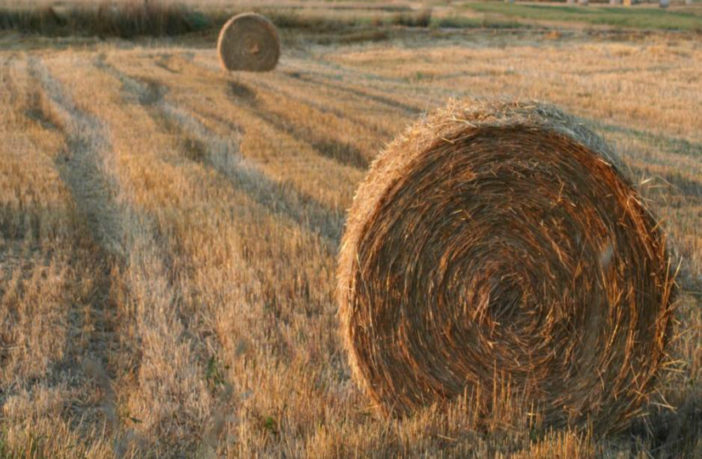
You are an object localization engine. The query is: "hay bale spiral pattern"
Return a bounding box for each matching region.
[337,101,674,432]
[217,13,280,72]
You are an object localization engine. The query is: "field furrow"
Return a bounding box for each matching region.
[33,54,223,454]
[106,51,364,211]
[95,58,345,247]
[0,55,116,455]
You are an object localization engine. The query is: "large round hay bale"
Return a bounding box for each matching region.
[217,13,280,72]
[337,100,675,433]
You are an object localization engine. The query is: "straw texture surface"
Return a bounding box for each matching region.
[337,100,675,432]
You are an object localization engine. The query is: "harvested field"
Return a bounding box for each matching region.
[0,4,700,457]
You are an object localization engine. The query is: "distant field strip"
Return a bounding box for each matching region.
[467,4,702,31]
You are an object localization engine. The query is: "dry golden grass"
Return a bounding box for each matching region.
[0,14,700,458]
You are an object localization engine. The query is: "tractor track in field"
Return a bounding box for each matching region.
[96,59,345,249]
[282,69,422,115]
[30,58,213,448]
[224,79,370,170]
[190,57,400,138]
[29,58,124,258]
[27,56,120,431]
[164,54,376,170]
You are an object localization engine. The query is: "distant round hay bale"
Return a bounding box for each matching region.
[337,100,675,433]
[217,13,280,72]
